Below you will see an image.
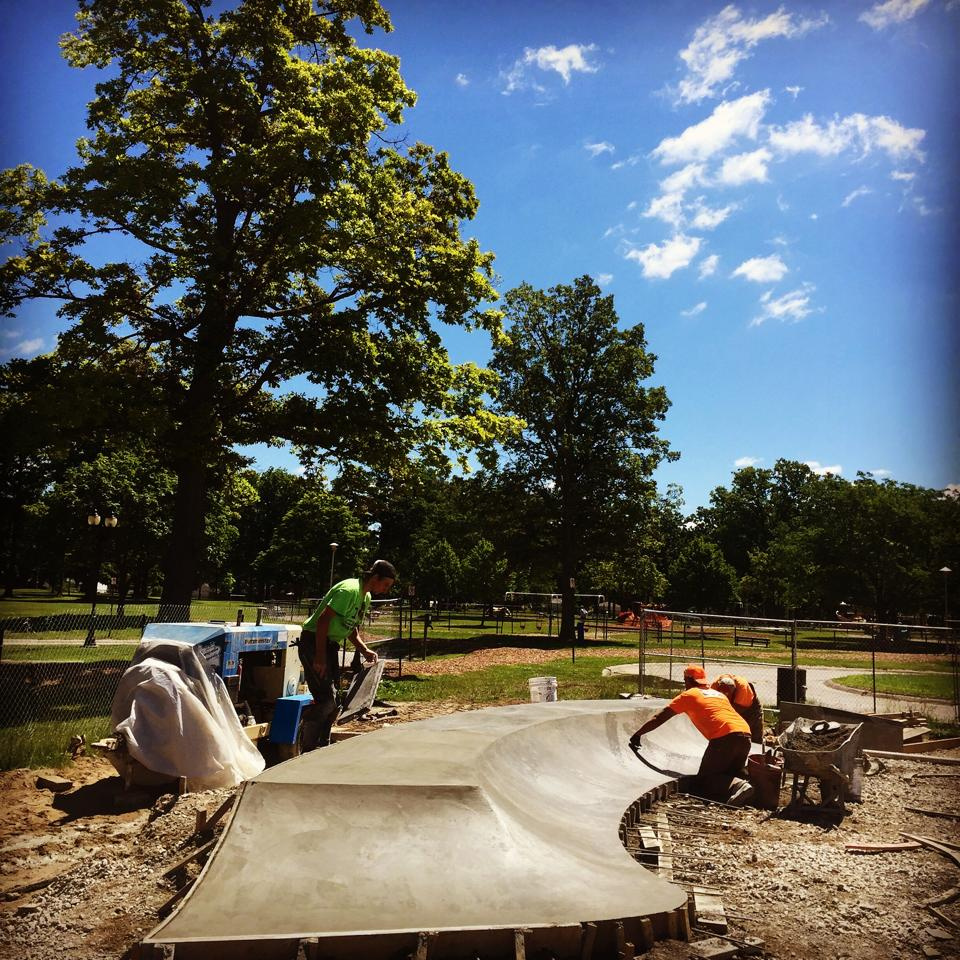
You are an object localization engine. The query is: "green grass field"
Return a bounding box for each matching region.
[832,672,957,700]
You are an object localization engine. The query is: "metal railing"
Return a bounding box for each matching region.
[626,608,958,726]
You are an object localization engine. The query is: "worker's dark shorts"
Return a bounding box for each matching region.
[698,731,751,777]
[297,630,340,748]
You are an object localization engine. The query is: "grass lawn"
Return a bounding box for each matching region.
[832,672,956,700]
[380,657,681,706]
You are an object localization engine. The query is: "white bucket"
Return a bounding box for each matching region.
[528,676,558,703]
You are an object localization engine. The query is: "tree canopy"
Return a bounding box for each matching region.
[490,275,674,640]
[0,0,514,607]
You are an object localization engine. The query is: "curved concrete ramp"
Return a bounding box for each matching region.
[145,699,704,959]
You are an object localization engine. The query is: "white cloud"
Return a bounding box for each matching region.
[891,169,916,182]
[643,192,686,228]
[596,272,614,287]
[503,43,600,93]
[660,162,708,194]
[768,112,926,162]
[943,483,960,500]
[585,140,614,157]
[676,6,827,103]
[842,185,873,207]
[624,234,702,279]
[784,85,803,99]
[732,254,788,283]
[682,301,708,317]
[455,73,469,87]
[804,460,843,476]
[1,337,45,358]
[699,254,720,278]
[751,282,817,325]
[610,154,643,170]
[690,200,736,230]
[716,147,771,185]
[734,456,763,468]
[652,90,770,165]
[868,468,893,477]
[860,0,931,30]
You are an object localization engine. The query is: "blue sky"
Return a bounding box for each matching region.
[2,0,958,512]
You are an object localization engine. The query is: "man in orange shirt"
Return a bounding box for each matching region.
[712,673,764,743]
[629,664,753,804]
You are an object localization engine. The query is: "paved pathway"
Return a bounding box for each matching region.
[602,658,958,723]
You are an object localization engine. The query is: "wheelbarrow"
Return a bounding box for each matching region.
[777,718,863,808]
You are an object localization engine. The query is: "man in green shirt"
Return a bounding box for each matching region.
[298,559,397,750]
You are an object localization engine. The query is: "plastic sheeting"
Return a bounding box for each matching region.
[111,639,265,789]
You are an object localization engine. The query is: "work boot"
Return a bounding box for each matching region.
[727,778,755,807]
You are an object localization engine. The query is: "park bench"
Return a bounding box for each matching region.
[733,632,771,647]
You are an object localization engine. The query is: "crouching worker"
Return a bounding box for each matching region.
[712,673,764,743]
[628,664,754,805]
[298,560,397,751]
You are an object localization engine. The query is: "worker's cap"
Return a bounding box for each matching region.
[683,664,708,685]
[367,559,397,581]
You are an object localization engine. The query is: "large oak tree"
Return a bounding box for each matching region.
[1,0,511,609]
[490,276,675,642]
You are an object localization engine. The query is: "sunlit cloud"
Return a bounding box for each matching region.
[716,147,771,185]
[596,272,614,287]
[455,73,469,87]
[624,234,702,279]
[804,460,843,475]
[502,43,600,93]
[1,336,45,358]
[643,192,685,228]
[675,6,827,103]
[784,85,803,99]
[699,254,720,278]
[751,282,817,325]
[681,301,708,317]
[768,112,926,162]
[660,163,708,194]
[860,0,931,30]
[690,200,736,230]
[734,456,763,468]
[585,140,615,157]
[652,90,770,165]
[842,186,873,207]
[868,468,893,477]
[732,254,788,283]
[891,170,916,182]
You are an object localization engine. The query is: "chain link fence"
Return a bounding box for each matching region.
[618,608,959,729]
[4,598,956,769]
[0,596,410,770]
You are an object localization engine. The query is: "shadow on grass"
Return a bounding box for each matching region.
[388,633,639,660]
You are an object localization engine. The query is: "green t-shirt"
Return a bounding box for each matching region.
[302,578,371,642]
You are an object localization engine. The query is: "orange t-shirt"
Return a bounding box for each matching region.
[669,686,750,739]
[713,674,755,708]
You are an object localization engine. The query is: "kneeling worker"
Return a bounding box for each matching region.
[712,673,763,743]
[629,664,753,805]
[298,559,397,751]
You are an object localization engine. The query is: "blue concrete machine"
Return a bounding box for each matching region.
[140,621,312,756]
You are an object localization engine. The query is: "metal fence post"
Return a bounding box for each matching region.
[790,619,798,701]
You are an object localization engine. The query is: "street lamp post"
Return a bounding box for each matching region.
[329,543,339,590]
[84,508,118,647]
[941,566,952,627]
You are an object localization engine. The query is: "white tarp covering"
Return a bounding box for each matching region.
[111,639,265,789]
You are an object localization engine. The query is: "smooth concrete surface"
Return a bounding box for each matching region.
[145,700,702,953]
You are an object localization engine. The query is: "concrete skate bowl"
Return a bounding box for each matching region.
[143,699,703,959]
